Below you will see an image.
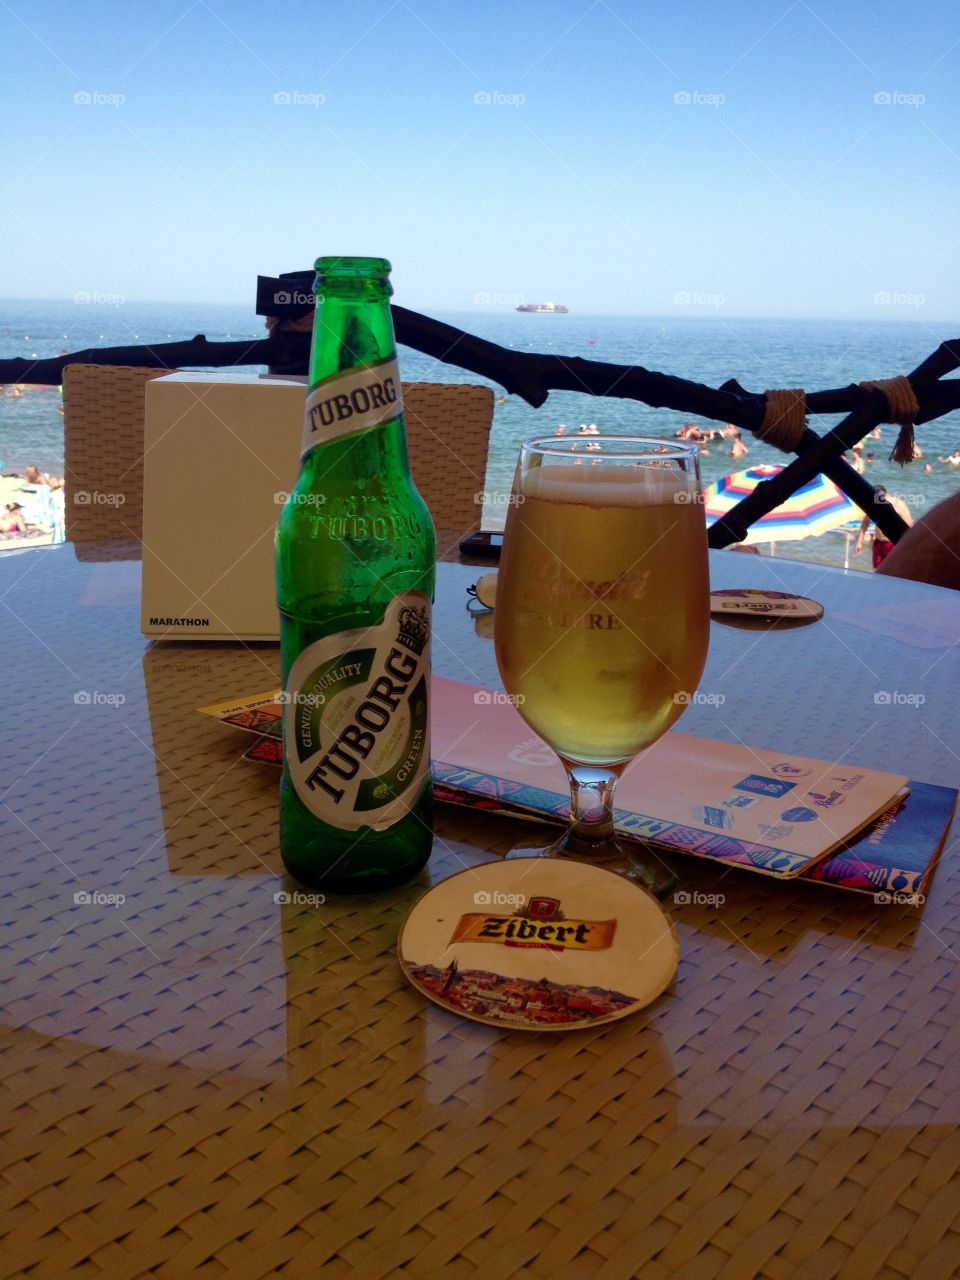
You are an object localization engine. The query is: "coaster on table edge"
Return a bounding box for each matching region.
[398,858,678,1030]
[710,588,823,620]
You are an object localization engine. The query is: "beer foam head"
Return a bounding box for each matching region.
[523,461,696,507]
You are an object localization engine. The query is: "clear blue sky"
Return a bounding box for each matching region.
[1,0,957,318]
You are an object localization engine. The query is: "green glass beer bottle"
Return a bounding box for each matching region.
[276,256,436,891]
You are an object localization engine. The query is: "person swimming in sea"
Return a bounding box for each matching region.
[728,430,748,462]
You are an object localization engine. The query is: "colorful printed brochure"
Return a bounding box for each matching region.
[432,768,953,901]
[197,690,285,738]
[803,780,955,900]
[201,679,953,896]
[429,678,908,878]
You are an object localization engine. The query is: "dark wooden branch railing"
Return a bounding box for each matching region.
[0,334,311,386]
[1,311,957,549]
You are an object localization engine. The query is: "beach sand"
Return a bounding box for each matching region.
[0,472,878,570]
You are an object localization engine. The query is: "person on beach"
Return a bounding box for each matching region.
[849,443,865,475]
[1,503,29,533]
[24,465,48,487]
[855,487,913,570]
[48,478,65,542]
[728,430,748,462]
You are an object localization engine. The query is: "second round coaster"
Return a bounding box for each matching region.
[710,588,823,620]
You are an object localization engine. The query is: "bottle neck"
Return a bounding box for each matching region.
[301,290,406,466]
[300,415,412,483]
[308,293,394,386]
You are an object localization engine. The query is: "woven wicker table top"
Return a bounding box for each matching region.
[1,541,958,1280]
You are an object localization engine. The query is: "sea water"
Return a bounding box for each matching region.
[2,300,958,567]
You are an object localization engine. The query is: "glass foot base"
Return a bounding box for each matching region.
[503,833,678,900]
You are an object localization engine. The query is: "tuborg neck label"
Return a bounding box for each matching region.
[284,592,430,831]
[301,355,403,457]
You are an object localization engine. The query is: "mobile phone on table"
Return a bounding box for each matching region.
[458,530,503,559]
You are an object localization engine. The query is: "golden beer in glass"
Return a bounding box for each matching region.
[494,435,709,888]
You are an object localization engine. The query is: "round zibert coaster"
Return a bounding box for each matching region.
[398,858,678,1030]
[710,588,824,620]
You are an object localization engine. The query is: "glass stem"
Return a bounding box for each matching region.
[556,761,624,857]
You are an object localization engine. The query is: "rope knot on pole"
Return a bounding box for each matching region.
[757,389,807,452]
[859,376,920,465]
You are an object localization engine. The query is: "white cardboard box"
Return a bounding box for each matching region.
[141,372,304,641]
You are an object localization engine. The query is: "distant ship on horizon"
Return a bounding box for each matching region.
[516,302,569,313]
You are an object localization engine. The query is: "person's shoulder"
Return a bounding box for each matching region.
[878,493,960,590]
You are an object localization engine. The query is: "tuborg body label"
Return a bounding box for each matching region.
[284,591,430,831]
[302,355,403,457]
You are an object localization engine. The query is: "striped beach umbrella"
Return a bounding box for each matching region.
[704,464,859,545]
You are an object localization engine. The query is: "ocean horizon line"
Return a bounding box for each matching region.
[0,298,954,328]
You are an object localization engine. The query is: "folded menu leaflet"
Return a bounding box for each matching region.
[199,680,953,897]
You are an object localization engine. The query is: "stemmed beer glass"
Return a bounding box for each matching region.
[493,435,710,891]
